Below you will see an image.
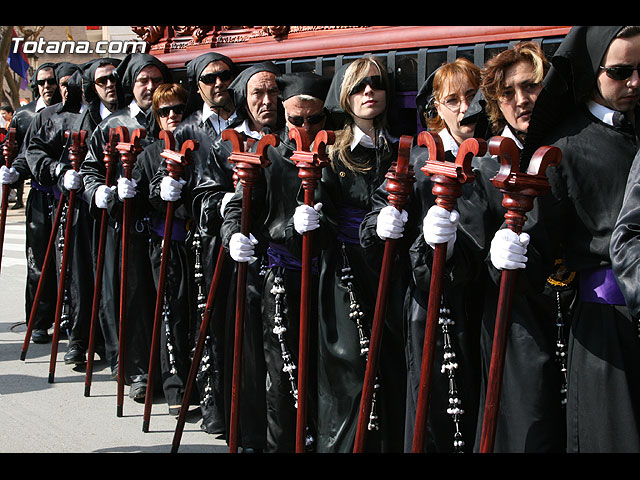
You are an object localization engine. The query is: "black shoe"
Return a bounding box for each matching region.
[32,329,51,344]
[128,381,147,402]
[10,201,24,210]
[110,365,118,380]
[64,346,86,365]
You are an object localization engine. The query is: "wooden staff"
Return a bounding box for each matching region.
[289,127,334,453]
[0,128,18,274]
[115,126,146,418]
[353,135,416,453]
[411,131,485,452]
[478,136,561,453]
[142,131,198,433]
[223,128,279,453]
[48,130,89,383]
[84,128,121,396]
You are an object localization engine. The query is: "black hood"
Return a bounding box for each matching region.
[115,52,172,106]
[228,61,283,129]
[30,62,62,104]
[183,52,236,118]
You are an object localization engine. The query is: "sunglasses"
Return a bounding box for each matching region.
[157,104,186,118]
[287,112,326,127]
[350,75,385,95]
[199,70,233,85]
[36,78,57,87]
[94,73,117,87]
[599,65,640,81]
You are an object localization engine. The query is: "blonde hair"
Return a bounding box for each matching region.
[329,56,390,173]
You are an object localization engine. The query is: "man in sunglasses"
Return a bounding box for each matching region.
[525,26,640,453]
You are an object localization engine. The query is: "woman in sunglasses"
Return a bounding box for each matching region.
[307,55,406,452]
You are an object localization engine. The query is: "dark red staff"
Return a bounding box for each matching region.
[222,128,279,453]
[115,126,146,418]
[142,131,198,433]
[0,128,18,274]
[48,130,89,383]
[478,136,561,453]
[353,135,416,453]
[412,131,485,452]
[289,127,334,453]
[85,128,121,397]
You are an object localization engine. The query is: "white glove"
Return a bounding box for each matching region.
[220,192,235,218]
[294,202,323,234]
[95,185,116,209]
[1,165,19,184]
[423,205,459,259]
[63,169,83,191]
[117,177,137,200]
[376,205,408,240]
[160,175,186,202]
[490,229,530,270]
[229,232,258,263]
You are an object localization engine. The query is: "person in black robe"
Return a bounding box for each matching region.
[79,52,171,401]
[528,26,640,452]
[1,63,61,345]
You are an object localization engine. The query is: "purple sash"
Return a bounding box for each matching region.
[267,241,317,274]
[579,267,626,306]
[336,206,367,245]
[150,217,188,243]
[31,178,60,200]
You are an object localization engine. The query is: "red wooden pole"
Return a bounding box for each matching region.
[412,132,485,452]
[353,135,416,453]
[478,137,561,453]
[223,129,279,453]
[48,130,89,383]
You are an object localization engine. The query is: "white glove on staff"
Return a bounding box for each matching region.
[117,177,137,200]
[490,229,530,270]
[95,185,116,209]
[294,202,323,234]
[63,169,83,191]
[220,192,235,218]
[160,175,186,202]
[229,232,258,263]
[0,165,19,184]
[376,205,408,240]
[423,205,459,259]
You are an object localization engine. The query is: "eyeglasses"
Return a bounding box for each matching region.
[36,78,57,87]
[437,91,477,112]
[287,112,326,127]
[599,65,640,81]
[94,73,117,87]
[157,104,186,118]
[350,75,385,95]
[199,70,233,85]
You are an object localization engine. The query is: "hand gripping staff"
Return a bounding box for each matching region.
[223,128,279,453]
[478,137,561,453]
[115,126,146,418]
[84,128,120,397]
[142,131,198,433]
[48,130,89,383]
[353,135,416,453]
[289,127,334,453]
[411,131,485,452]
[0,128,18,274]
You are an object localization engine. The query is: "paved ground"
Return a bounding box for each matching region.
[0,187,228,453]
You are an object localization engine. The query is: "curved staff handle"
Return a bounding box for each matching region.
[353,135,416,452]
[289,127,334,453]
[222,128,278,453]
[142,131,198,433]
[0,128,18,274]
[85,128,121,396]
[48,130,89,383]
[479,136,561,453]
[411,131,485,452]
[114,126,146,417]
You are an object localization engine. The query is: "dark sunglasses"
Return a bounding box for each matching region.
[350,75,384,95]
[199,70,233,85]
[36,78,57,87]
[599,65,640,81]
[287,112,326,127]
[94,73,117,87]
[157,104,186,118]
